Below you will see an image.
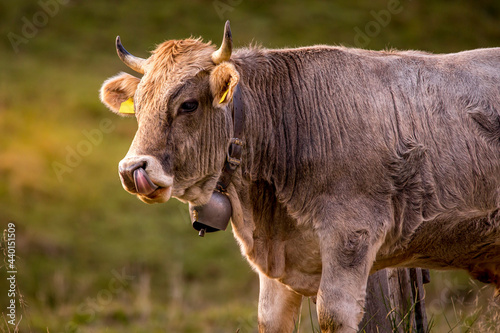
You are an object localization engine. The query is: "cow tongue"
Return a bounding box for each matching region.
[133,168,159,196]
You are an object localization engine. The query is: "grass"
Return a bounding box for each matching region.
[1,0,500,332]
[293,271,499,333]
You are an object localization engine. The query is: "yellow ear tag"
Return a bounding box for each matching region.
[119,98,135,114]
[219,84,230,104]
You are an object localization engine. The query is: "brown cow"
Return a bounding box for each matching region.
[100,22,500,332]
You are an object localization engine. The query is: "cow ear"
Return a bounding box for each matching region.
[209,62,240,107]
[100,72,140,116]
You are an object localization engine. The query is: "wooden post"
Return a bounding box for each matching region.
[359,268,430,333]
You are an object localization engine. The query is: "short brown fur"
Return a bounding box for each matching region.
[101,27,500,332]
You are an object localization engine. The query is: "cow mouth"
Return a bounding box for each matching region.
[134,168,158,195]
[132,167,172,203]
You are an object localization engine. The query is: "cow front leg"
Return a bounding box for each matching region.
[258,272,303,332]
[315,201,386,332]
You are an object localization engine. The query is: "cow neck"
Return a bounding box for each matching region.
[216,84,244,192]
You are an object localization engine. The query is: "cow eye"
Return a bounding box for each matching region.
[179,99,199,113]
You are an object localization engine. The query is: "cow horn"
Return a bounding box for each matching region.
[212,21,233,64]
[116,36,145,74]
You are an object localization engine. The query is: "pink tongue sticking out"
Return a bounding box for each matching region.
[133,168,159,196]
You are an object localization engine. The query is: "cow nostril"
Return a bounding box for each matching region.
[120,161,146,174]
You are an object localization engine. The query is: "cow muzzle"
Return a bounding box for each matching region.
[118,155,173,204]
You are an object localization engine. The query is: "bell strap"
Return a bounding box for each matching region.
[216,84,244,193]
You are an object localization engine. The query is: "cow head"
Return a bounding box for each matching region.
[100,22,240,206]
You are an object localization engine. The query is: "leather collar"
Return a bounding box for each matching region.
[189,84,244,237]
[216,84,244,192]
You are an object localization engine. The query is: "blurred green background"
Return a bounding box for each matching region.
[0,0,499,332]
